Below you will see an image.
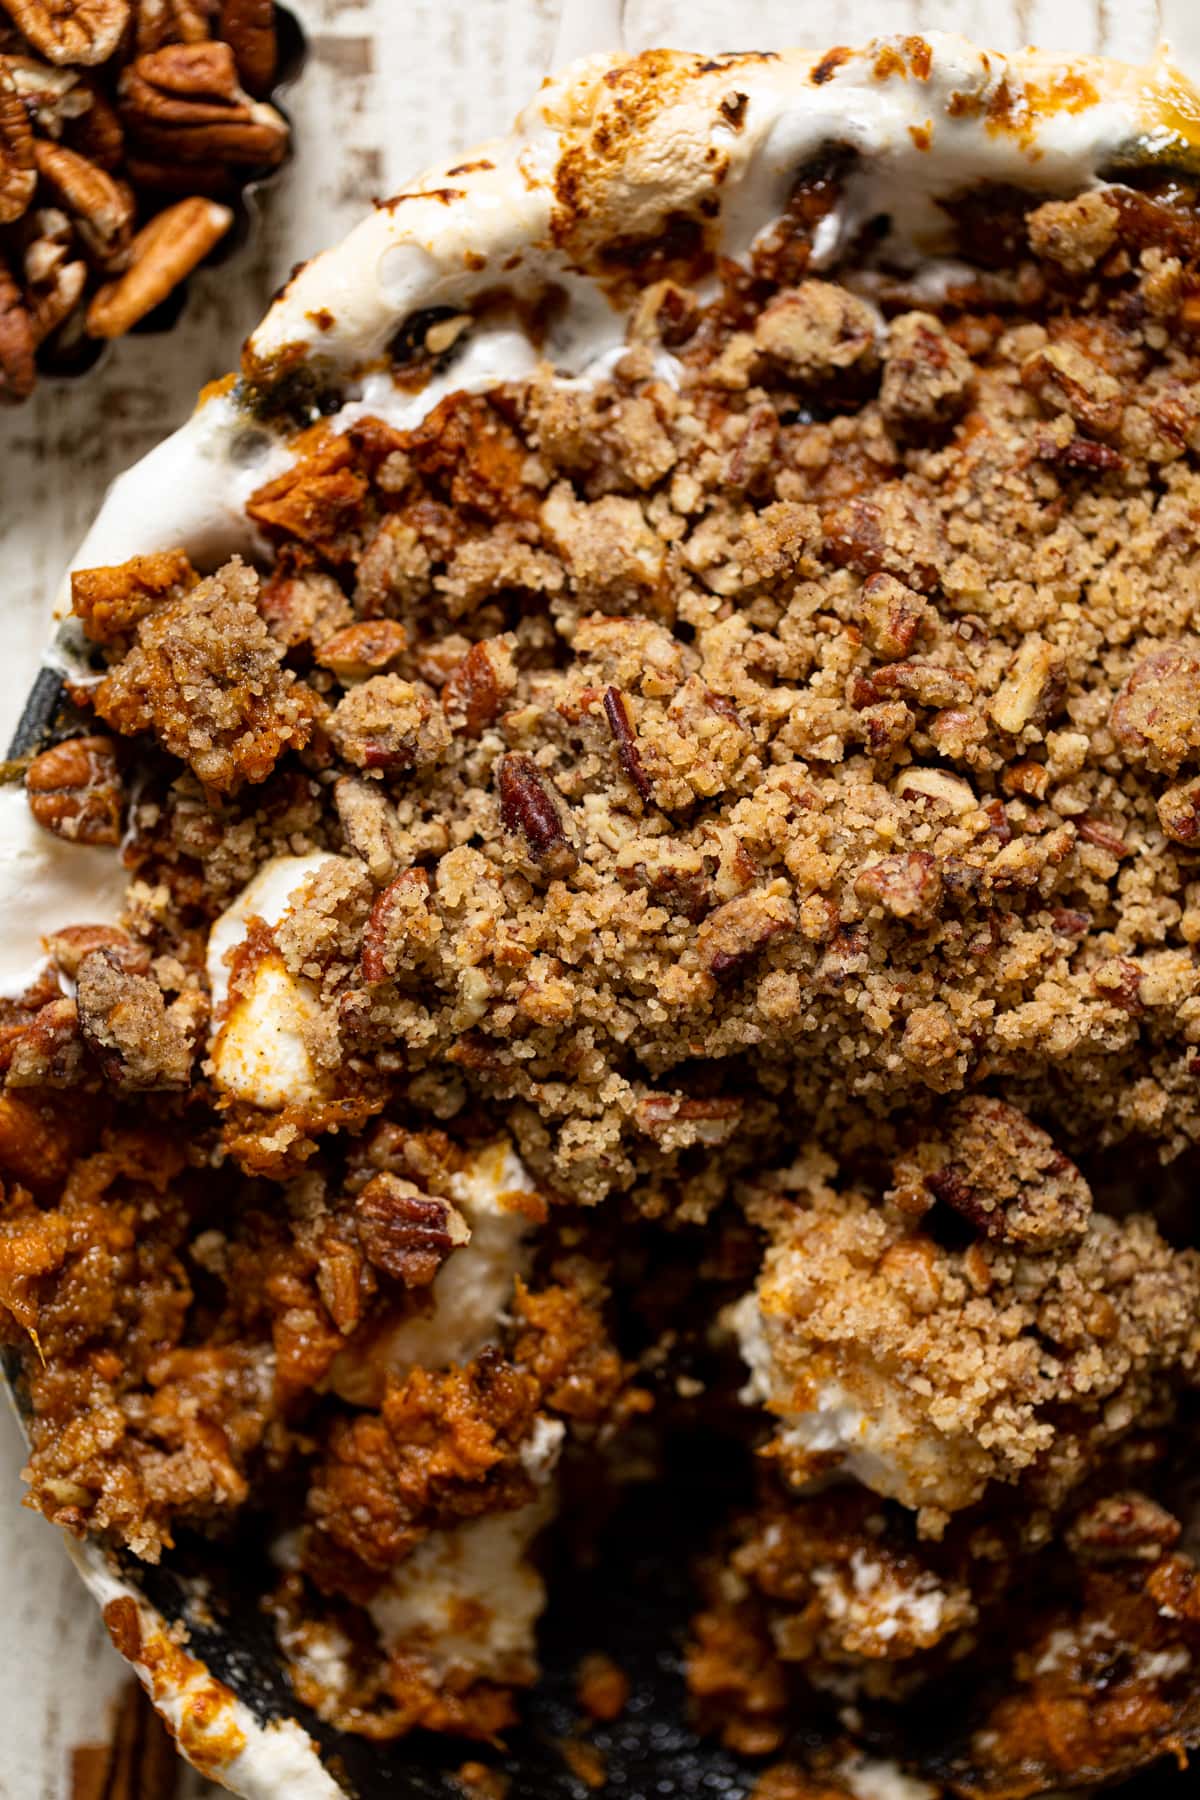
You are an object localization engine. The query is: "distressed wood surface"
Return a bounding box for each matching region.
[1,2,1199,1794]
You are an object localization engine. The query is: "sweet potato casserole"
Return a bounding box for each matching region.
[5,48,1200,1799]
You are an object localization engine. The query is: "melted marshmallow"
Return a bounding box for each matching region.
[206,853,337,1110]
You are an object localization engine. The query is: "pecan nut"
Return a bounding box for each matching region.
[3,996,85,1087]
[25,735,124,844]
[219,0,276,97]
[497,752,577,873]
[0,257,36,402]
[854,850,943,926]
[86,193,232,338]
[354,1173,470,1288]
[132,0,212,54]
[0,0,130,67]
[315,619,409,681]
[22,206,87,342]
[603,686,653,804]
[32,137,134,267]
[119,41,289,168]
[0,61,36,222]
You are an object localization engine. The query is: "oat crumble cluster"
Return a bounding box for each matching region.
[5,167,1200,1793]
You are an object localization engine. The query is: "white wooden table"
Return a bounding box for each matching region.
[2,1,1199,1792]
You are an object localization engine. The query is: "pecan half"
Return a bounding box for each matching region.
[0,61,36,223]
[0,0,130,67]
[21,206,87,342]
[497,753,577,874]
[86,193,232,337]
[32,137,134,267]
[119,41,288,169]
[1066,1492,1181,1564]
[354,1172,470,1288]
[26,735,123,843]
[132,0,211,55]
[0,257,35,402]
[219,0,276,97]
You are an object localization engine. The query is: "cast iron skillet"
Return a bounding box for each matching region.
[5,672,1194,1800]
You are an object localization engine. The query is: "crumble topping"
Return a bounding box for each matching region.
[5,161,1200,1791]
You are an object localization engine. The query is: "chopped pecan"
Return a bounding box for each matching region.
[920,1097,1092,1247]
[218,0,276,96]
[497,753,577,874]
[1022,339,1125,439]
[0,61,36,223]
[1032,427,1124,473]
[754,280,878,383]
[871,659,973,710]
[316,619,409,681]
[1092,956,1145,1016]
[0,0,130,66]
[860,699,913,756]
[75,948,196,1089]
[1076,816,1130,859]
[86,194,232,338]
[633,1093,742,1148]
[328,675,449,775]
[360,869,437,982]
[1110,643,1200,774]
[1158,776,1200,846]
[1002,758,1049,801]
[697,884,795,983]
[0,257,35,402]
[3,996,85,1087]
[32,137,133,267]
[988,635,1066,734]
[1066,1493,1181,1563]
[442,637,516,737]
[879,311,973,426]
[119,42,288,169]
[353,1172,470,1288]
[854,850,943,925]
[627,278,700,347]
[1146,1554,1200,1622]
[822,484,944,594]
[25,736,123,844]
[859,571,930,661]
[333,775,406,886]
[895,767,976,813]
[603,686,653,804]
[1026,190,1119,273]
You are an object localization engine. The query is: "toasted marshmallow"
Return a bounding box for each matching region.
[368,1422,563,1682]
[206,854,337,1110]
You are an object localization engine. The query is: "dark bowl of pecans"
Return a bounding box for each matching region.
[0,0,304,402]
